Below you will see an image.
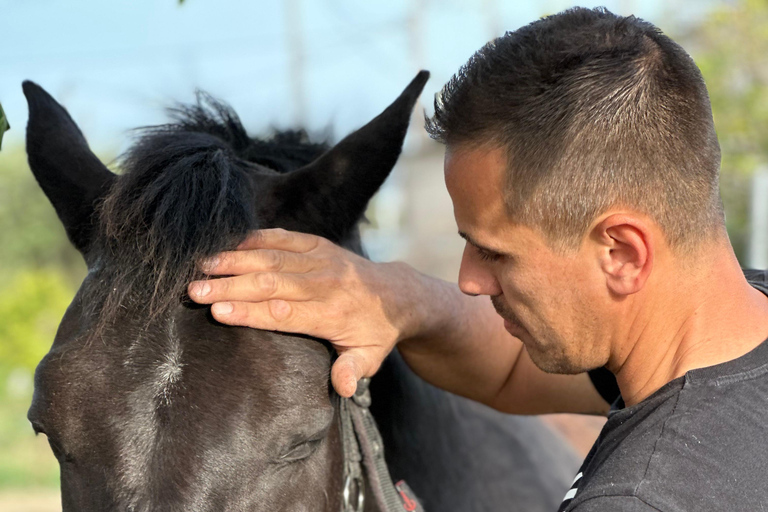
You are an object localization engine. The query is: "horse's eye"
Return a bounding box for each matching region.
[279,438,322,463]
[31,423,74,463]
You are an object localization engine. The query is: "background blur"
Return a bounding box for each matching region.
[2,0,768,510]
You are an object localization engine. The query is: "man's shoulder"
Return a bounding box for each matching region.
[568,372,768,511]
[744,268,768,294]
[568,495,661,511]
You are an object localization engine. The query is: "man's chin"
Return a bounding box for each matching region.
[526,344,586,375]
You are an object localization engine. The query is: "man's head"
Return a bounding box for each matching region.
[429,7,724,251]
[434,8,727,374]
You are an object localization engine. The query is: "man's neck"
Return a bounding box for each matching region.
[609,245,768,407]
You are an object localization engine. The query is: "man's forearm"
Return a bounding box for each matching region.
[391,263,525,406]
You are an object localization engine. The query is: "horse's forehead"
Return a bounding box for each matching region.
[32,302,333,441]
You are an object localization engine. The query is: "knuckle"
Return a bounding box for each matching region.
[313,236,329,252]
[230,250,248,267]
[319,270,342,289]
[267,299,292,322]
[266,250,284,271]
[341,258,358,278]
[273,228,290,240]
[253,272,279,296]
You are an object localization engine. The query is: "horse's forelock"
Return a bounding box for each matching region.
[87,95,327,335]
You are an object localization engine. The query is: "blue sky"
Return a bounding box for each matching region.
[0,0,701,154]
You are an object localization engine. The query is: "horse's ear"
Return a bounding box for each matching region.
[23,81,115,256]
[273,71,430,242]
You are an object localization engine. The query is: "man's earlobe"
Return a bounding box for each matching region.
[593,214,654,296]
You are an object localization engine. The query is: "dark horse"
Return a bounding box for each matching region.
[23,73,579,511]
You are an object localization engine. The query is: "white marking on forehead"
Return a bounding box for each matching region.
[113,318,187,506]
[156,318,184,406]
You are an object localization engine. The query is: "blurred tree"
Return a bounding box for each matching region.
[0,270,73,385]
[0,145,84,396]
[0,146,86,279]
[0,145,89,490]
[683,0,768,262]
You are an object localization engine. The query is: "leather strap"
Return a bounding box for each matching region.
[339,378,424,512]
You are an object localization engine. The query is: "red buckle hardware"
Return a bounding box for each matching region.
[395,480,423,512]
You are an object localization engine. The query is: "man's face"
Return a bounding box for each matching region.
[444,144,611,374]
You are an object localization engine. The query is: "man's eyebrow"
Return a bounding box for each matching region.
[458,231,512,258]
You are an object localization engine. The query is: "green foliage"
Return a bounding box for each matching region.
[684,0,768,262]
[0,269,74,383]
[0,146,85,277]
[0,144,85,389]
[0,145,82,490]
[0,396,59,489]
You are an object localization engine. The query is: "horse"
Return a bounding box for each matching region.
[22,72,579,511]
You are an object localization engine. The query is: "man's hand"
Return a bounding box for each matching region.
[187,228,418,398]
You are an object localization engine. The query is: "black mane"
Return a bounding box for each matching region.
[93,94,328,330]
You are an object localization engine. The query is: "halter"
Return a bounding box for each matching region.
[339,378,424,512]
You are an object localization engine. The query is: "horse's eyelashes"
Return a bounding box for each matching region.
[30,421,45,435]
[278,438,323,464]
[36,431,74,464]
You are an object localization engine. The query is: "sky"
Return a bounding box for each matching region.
[0,0,707,155]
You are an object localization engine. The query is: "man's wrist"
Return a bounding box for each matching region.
[378,261,428,345]
[383,261,455,350]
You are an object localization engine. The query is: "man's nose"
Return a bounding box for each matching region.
[458,244,503,296]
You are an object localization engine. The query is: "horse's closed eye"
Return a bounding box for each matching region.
[31,423,74,463]
[278,438,323,463]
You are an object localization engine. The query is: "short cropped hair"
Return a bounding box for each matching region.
[426,7,724,251]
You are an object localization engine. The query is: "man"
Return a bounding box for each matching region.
[188,7,768,511]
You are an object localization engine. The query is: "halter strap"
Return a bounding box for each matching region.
[340,378,424,512]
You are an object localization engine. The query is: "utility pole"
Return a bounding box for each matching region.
[284,0,307,127]
[483,0,502,40]
[407,0,429,150]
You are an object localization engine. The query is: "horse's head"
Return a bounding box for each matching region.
[23,72,428,511]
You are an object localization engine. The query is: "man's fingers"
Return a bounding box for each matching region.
[210,299,326,336]
[188,272,315,304]
[209,298,383,399]
[331,350,370,398]
[201,249,317,276]
[236,228,324,253]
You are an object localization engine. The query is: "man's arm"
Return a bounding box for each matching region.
[188,228,609,415]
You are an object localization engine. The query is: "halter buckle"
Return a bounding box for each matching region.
[342,474,365,512]
[352,377,372,407]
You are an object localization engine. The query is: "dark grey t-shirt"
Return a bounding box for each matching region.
[559,269,768,511]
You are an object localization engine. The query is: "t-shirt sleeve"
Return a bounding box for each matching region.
[587,366,620,405]
[744,268,768,295]
[570,496,662,511]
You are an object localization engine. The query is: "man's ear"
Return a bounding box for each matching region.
[591,214,654,296]
[23,81,115,258]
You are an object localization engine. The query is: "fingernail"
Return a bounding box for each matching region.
[190,282,211,297]
[212,302,233,315]
[201,257,219,272]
